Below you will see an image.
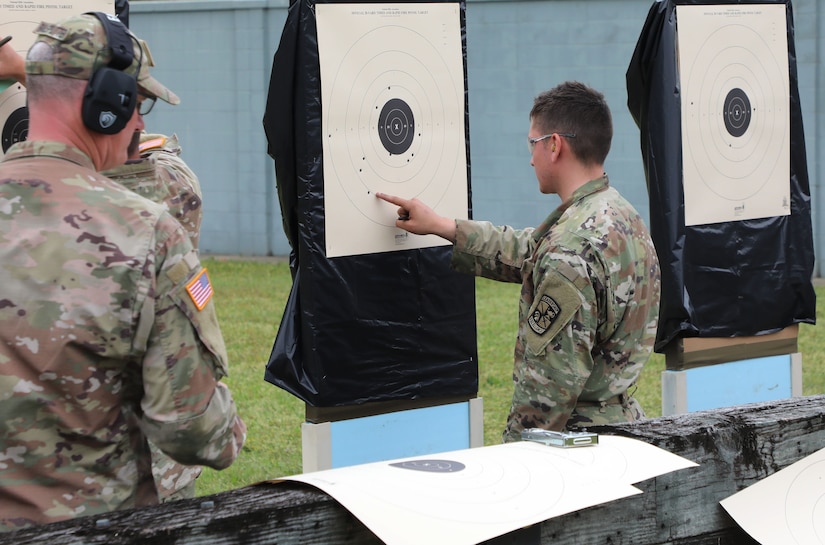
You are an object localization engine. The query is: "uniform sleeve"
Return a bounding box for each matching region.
[137,214,246,469]
[152,150,203,250]
[506,252,600,436]
[450,219,536,283]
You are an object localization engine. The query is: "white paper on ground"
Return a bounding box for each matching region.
[273,435,698,545]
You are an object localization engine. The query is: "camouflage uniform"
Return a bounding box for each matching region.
[104,133,205,503]
[0,141,246,531]
[0,14,246,532]
[105,133,203,250]
[451,175,660,442]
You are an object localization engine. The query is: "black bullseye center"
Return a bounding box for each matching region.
[378,98,414,155]
[2,106,28,153]
[723,88,751,138]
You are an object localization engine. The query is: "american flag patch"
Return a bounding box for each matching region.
[186,268,214,311]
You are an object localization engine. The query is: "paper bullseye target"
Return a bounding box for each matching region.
[280,437,697,545]
[0,83,28,159]
[374,447,569,524]
[721,447,825,545]
[784,459,825,544]
[677,4,790,226]
[1,3,113,157]
[317,3,469,258]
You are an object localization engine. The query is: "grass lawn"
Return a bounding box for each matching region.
[196,256,824,496]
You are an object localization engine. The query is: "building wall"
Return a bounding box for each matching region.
[130,0,821,276]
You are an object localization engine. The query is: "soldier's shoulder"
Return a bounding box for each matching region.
[139,133,182,157]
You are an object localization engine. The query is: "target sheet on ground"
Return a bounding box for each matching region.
[272,435,698,545]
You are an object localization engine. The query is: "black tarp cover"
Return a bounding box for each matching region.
[626,0,816,353]
[262,0,478,406]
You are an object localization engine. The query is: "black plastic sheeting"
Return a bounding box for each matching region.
[262,0,478,406]
[626,0,816,353]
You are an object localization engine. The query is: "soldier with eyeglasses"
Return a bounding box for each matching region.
[0,13,245,531]
[377,80,661,442]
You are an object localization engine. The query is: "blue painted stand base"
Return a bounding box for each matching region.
[302,397,484,472]
[662,353,802,416]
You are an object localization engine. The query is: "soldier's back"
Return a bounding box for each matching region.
[0,140,174,531]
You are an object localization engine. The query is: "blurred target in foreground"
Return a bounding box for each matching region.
[0,83,28,158]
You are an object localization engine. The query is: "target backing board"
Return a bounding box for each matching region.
[316,3,469,258]
[677,4,790,227]
[1,0,111,158]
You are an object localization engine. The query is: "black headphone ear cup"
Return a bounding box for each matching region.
[82,65,137,134]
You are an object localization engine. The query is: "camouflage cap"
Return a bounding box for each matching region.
[25,13,180,105]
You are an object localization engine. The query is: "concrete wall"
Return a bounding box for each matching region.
[129,0,821,276]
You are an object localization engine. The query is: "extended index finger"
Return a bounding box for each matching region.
[374,192,406,207]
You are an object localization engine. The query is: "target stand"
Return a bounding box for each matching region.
[302,396,484,472]
[661,326,803,416]
[660,3,805,416]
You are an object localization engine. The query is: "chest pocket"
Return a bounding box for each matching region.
[525,268,583,355]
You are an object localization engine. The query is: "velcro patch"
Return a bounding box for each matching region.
[185,268,214,311]
[139,136,167,154]
[34,22,68,40]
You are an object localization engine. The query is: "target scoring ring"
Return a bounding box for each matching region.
[378,98,415,155]
[723,87,751,138]
[325,28,463,228]
[784,459,825,543]
[0,83,29,156]
[684,24,787,202]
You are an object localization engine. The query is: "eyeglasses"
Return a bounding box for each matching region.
[137,95,156,116]
[527,132,576,154]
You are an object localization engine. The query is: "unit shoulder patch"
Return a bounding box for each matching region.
[528,294,562,335]
[525,271,583,355]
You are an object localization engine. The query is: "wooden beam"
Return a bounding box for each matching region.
[2,394,823,545]
[664,325,799,369]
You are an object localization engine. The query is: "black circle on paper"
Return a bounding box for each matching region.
[389,459,466,473]
[378,98,415,155]
[2,106,28,153]
[722,88,751,138]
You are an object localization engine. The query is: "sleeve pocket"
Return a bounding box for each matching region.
[167,266,229,378]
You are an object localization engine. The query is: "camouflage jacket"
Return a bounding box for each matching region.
[104,133,203,249]
[451,175,660,442]
[0,141,246,532]
[104,133,204,502]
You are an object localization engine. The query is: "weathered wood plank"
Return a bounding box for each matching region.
[1,482,383,545]
[2,394,823,545]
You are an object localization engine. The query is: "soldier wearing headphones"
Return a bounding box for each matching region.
[0,13,246,531]
[102,1,206,502]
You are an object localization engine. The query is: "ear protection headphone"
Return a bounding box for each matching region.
[81,11,139,134]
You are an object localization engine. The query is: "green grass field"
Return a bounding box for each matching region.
[196,257,824,496]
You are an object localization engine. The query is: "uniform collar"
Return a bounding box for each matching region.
[1,140,96,170]
[533,174,610,240]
